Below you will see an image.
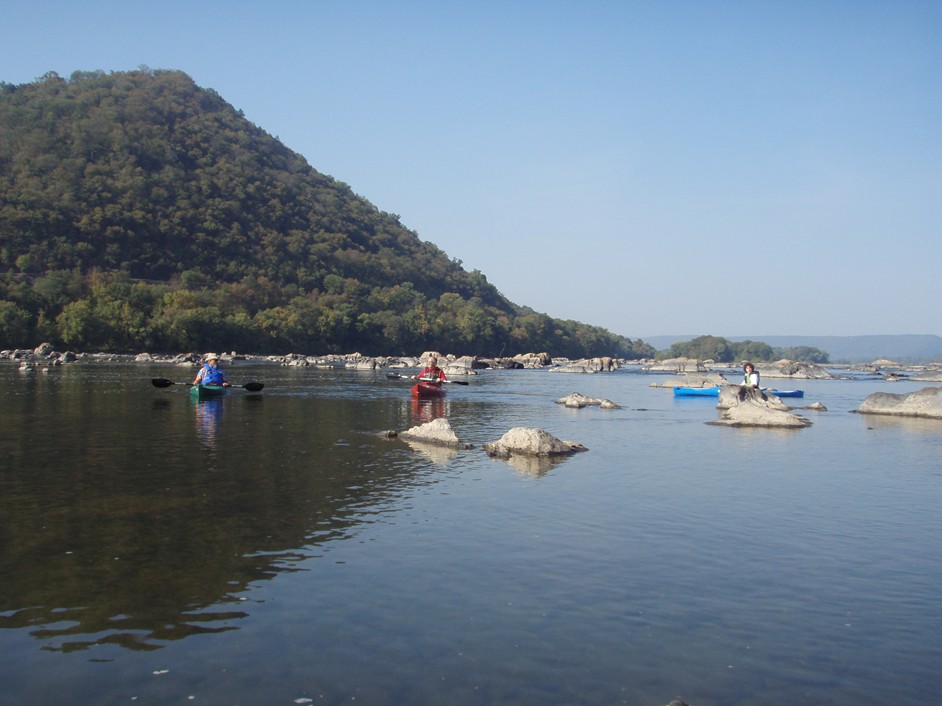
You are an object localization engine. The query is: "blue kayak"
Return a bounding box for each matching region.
[673,386,804,398]
[673,386,722,397]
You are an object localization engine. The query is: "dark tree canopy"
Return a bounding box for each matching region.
[0,69,653,359]
[662,335,829,364]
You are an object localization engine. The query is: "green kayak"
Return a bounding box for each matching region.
[190,384,229,400]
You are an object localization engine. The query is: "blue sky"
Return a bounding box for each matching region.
[3,1,939,339]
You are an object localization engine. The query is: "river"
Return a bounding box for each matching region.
[1,361,940,706]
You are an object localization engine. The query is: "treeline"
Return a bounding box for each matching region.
[0,269,654,357]
[0,69,653,359]
[659,335,829,364]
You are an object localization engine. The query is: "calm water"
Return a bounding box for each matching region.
[1,362,940,706]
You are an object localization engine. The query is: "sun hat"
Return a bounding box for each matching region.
[204,353,220,361]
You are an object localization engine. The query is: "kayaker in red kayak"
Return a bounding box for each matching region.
[412,355,446,385]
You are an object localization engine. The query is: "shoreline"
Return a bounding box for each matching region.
[3,344,941,380]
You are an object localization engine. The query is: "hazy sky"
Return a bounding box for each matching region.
[3,0,939,339]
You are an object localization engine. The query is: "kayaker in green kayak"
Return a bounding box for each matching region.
[192,353,230,387]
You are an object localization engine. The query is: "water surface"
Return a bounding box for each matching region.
[1,362,940,705]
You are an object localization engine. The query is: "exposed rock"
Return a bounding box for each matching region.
[443,363,477,376]
[555,392,621,409]
[759,359,835,380]
[710,387,812,428]
[644,357,705,373]
[651,372,730,389]
[910,371,942,382]
[135,352,154,362]
[549,363,598,374]
[550,356,618,373]
[717,385,789,410]
[484,427,588,457]
[512,352,553,368]
[854,386,942,419]
[398,417,466,448]
[805,401,828,411]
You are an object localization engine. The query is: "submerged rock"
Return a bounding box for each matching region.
[854,386,942,419]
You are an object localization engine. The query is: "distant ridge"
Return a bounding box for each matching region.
[642,334,942,364]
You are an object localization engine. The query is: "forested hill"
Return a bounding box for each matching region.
[0,69,653,358]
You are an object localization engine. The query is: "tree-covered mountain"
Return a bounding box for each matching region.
[0,68,653,358]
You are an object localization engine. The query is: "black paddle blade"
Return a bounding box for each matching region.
[151,378,175,388]
[386,372,406,379]
[242,382,264,392]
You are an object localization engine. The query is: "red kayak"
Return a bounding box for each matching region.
[411,381,446,399]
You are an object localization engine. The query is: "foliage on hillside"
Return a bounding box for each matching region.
[659,335,829,364]
[0,69,653,358]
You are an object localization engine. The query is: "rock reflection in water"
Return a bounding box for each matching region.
[503,453,566,477]
[404,439,459,464]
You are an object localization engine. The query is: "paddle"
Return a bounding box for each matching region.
[385,372,469,385]
[151,378,264,392]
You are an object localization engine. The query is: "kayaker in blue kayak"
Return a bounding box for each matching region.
[192,353,230,386]
[412,355,446,384]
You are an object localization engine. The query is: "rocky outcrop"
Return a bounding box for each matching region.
[484,427,587,457]
[549,357,618,373]
[644,357,705,373]
[512,352,553,368]
[710,387,812,428]
[555,392,621,409]
[854,386,942,419]
[398,418,467,447]
[910,368,942,382]
[651,372,730,389]
[759,359,835,380]
[717,384,790,410]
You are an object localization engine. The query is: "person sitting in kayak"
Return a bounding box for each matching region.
[193,353,230,386]
[412,355,446,385]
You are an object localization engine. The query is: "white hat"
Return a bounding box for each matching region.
[204,352,220,361]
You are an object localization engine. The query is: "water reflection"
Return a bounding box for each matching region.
[502,453,565,478]
[409,397,448,425]
[404,439,459,464]
[0,371,436,653]
[193,397,224,448]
